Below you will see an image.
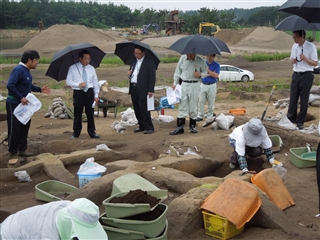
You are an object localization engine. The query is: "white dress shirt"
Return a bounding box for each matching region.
[131,56,145,83]
[290,40,318,72]
[66,62,100,98]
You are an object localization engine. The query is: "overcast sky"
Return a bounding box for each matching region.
[101,0,287,11]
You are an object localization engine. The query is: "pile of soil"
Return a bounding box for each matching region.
[225,55,252,68]
[110,189,160,208]
[215,27,256,46]
[23,24,124,52]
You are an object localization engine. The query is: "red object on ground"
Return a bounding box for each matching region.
[161,108,165,115]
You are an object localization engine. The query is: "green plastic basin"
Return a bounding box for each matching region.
[289,147,316,168]
[101,203,168,238]
[35,180,78,202]
[111,173,160,196]
[103,190,168,218]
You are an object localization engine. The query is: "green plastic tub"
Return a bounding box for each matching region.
[103,190,168,218]
[102,225,145,240]
[289,147,316,168]
[268,135,283,153]
[101,204,168,238]
[111,173,160,196]
[35,180,78,202]
[101,220,168,240]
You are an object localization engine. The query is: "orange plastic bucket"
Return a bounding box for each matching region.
[199,178,261,229]
[251,168,295,210]
[229,108,246,116]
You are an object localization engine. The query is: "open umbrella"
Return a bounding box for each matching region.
[46,43,106,81]
[275,15,320,31]
[169,34,221,55]
[114,40,160,69]
[278,0,320,23]
[209,36,231,53]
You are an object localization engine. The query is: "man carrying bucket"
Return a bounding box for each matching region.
[228,118,283,174]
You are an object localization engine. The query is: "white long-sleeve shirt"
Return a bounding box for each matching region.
[66,62,100,98]
[229,124,272,156]
[1,201,69,240]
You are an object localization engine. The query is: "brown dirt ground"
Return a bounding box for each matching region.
[0,25,320,239]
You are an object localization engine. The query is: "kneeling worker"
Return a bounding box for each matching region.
[228,118,282,174]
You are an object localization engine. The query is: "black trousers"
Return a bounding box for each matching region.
[287,72,314,126]
[6,102,30,154]
[73,88,96,136]
[130,83,154,131]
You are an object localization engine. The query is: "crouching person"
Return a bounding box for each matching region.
[228,118,282,174]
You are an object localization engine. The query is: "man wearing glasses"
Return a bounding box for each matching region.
[287,30,318,130]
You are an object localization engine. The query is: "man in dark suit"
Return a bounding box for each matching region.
[128,45,156,134]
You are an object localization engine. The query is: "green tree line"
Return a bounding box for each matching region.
[0,0,290,32]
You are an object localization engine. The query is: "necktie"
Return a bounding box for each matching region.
[82,66,88,92]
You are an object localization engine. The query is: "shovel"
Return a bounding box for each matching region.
[261,85,276,121]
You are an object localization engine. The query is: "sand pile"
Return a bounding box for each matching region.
[234,26,293,51]
[23,24,124,52]
[215,28,256,46]
[225,55,252,68]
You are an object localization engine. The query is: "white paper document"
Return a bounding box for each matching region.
[166,84,181,105]
[147,95,154,111]
[13,93,42,125]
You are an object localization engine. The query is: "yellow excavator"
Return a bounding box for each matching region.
[198,22,220,36]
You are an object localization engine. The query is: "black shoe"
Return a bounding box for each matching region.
[71,135,79,139]
[144,130,154,134]
[297,125,304,130]
[212,113,216,117]
[134,127,145,133]
[90,134,100,139]
[169,127,184,135]
[196,117,203,121]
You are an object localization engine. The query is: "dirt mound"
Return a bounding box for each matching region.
[215,28,256,45]
[234,27,293,51]
[23,24,124,52]
[224,55,252,68]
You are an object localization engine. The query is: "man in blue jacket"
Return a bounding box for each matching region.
[196,54,220,121]
[6,50,51,160]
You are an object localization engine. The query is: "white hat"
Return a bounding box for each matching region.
[57,198,108,240]
[243,118,266,143]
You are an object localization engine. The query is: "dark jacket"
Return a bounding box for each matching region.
[128,55,156,96]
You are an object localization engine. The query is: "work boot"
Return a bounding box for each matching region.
[8,152,25,163]
[18,150,34,157]
[189,118,197,133]
[169,118,185,135]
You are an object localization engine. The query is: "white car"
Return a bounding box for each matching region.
[218,64,254,82]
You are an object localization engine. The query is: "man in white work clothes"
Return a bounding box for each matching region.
[169,54,207,135]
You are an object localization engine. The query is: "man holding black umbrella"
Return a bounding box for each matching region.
[128,45,156,134]
[66,49,100,139]
[287,30,318,130]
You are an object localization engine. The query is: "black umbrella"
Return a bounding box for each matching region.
[114,40,160,69]
[278,0,320,23]
[46,42,106,81]
[169,34,221,55]
[209,36,231,53]
[275,15,320,31]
